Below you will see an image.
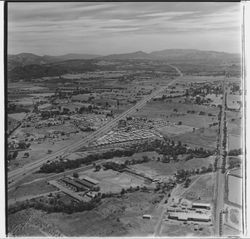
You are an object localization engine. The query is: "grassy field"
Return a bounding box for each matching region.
[8,131,86,171]
[161,220,213,237]
[172,127,218,149]
[37,191,161,236]
[8,180,57,201]
[228,134,242,151]
[227,175,242,206]
[132,101,219,130]
[79,168,146,193]
[181,173,215,203]
[8,113,27,121]
[130,156,215,177]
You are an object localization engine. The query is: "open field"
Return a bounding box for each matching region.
[133,101,219,127]
[8,130,87,171]
[78,168,146,193]
[228,134,242,151]
[172,127,218,149]
[8,113,27,121]
[130,156,215,177]
[8,208,64,236]
[8,180,57,200]
[16,191,162,236]
[227,175,242,206]
[181,173,215,203]
[224,204,242,233]
[160,220,213,237]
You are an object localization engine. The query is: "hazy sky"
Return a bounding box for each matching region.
[8,2,242,55]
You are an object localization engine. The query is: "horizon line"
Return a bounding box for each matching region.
[8,48,241,57]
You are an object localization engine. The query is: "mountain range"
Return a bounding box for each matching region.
[8,53,101,70]
[8,49,240,81]
[8,49,240,70]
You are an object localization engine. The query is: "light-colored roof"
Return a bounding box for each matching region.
[169,212,210,221]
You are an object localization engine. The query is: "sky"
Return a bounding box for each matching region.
[8,2,242,56]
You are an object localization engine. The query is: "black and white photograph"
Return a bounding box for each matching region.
[5,1,245,237]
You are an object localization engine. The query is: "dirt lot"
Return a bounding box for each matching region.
[181,173,215,203]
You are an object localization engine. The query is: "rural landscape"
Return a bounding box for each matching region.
[7,2,243,237]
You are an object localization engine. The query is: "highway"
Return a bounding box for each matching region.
[8,64,183,190]
[213,79,227,236]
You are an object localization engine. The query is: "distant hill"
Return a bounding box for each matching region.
[149,49,240,64]
[101,51,153,60]
[7,49,240,81]
[8,53,101,70]
[101,49,240,64]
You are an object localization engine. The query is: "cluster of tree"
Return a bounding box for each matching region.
[175,164,213,183]
[8,141,31,151]
[78,105,93,114]
[103,161,126,172]
[124,155,150,166]
[39,148,135,173]
[184,178,191,188]
[228,156,241,169]
[221,113,227,173]
[7,151,18,161]
[8,103,30,114]
[40,137,213,174]
[209,122,219,128]
[132,139,213,162]
[154,180,176,193]
[8,194,102,215]
[228,148,242,156]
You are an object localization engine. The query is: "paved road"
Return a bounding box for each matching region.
[8,64,183,190]
[214,79,227,236]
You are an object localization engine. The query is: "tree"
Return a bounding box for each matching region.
[95,165,101,172]
[13,151,18,159]
[24,152,29,158]
[73,172,79,178]
[184,178,191,188]
[47,149,52,154]
[121,188,126,195]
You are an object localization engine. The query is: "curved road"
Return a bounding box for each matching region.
[8,64,183,190]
